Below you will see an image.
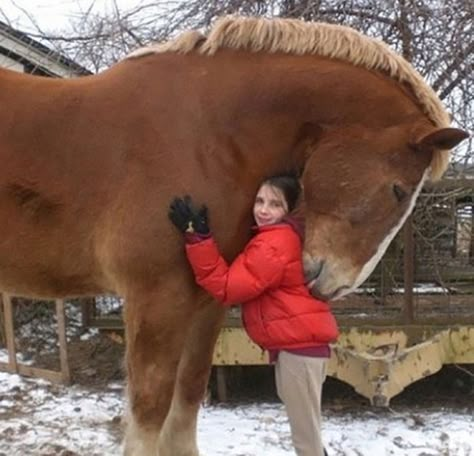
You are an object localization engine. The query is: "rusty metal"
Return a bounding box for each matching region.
[212,325,474,405]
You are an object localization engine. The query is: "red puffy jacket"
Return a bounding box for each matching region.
[185,222,339,350]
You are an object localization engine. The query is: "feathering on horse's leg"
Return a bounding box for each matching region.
[158,298,225,456]
[122,288,198,456]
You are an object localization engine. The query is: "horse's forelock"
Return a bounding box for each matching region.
[125,15,451,179]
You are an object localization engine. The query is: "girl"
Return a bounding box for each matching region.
[168,174,338,456]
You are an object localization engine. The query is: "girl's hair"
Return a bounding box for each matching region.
[261,173,301,212]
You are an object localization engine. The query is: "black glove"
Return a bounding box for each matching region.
[168,195,210,235]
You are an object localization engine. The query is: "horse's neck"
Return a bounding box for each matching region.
[180,52,421,173]
[0,69,65,122]
[196,51,421,130]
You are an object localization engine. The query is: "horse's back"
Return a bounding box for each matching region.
[0,61,198,298]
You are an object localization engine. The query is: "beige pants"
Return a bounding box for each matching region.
[275,351,327,456]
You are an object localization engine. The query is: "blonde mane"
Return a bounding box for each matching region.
[127,15,451,179]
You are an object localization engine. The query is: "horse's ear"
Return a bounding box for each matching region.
[414,127,469,151]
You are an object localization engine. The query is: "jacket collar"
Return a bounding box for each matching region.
[252,215,305,241]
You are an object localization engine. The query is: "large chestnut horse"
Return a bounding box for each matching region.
[0,15,468,455]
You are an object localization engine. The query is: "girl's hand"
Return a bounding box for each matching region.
[168,195,210,235]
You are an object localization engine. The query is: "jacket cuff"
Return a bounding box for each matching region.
[184,232,212,244]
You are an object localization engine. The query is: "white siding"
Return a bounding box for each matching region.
[0,28,87,78]
[0,53,24,72]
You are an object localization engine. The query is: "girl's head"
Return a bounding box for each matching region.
[253,174,301,227]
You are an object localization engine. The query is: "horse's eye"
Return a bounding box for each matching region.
[393,184,408,203]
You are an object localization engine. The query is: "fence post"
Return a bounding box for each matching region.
[403,215,415,323]
[81,298,94,329]
[3,294,18,372]
[56,299,71,384]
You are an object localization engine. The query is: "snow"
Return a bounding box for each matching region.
[0,302,472,455]
[0,371,472,456]
[355,283,450,294]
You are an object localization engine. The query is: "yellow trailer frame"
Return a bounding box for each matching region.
[213,325,474,405]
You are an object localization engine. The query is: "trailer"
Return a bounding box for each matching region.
[213,308,474,405]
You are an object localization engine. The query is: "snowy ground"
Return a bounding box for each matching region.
[0,370,472,456]
[0,302,472,455]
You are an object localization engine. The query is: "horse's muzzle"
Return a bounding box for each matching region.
[303,252,352,300]
[302,254,325,285]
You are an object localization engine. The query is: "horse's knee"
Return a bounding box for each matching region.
[178,365,211,405]
[128,371,175,427]
[125,319,183,427]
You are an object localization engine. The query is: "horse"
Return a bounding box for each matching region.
[0,14,468,456]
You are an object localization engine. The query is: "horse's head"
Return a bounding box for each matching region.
[302,121,468,300]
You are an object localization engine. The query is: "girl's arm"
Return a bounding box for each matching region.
[168,195,284,305]
[185,236,284,305]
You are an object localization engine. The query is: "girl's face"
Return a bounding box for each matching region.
[253,184,289,227]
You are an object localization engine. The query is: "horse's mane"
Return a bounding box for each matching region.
[126,15,451,179]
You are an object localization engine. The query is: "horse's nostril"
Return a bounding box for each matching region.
[304,258,325,283]
[313,260,324,279]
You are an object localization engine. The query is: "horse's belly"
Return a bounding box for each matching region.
[0,263,107,299]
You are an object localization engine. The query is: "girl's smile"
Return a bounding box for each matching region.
[253,184,289,227]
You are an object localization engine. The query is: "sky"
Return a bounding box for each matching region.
[0,0,142,32]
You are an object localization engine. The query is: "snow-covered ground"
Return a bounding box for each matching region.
[0,371,472,456]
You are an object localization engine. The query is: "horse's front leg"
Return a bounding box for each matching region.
[122,284,199,456]
[158,295,226,456]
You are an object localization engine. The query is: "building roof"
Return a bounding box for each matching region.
[0,20,91,77]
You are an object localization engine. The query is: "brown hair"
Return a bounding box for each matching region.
[261,173,301,212]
